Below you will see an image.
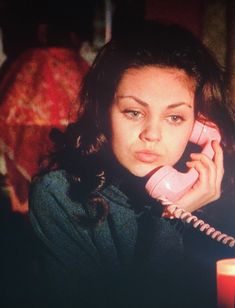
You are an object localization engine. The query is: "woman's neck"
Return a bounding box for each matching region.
[105,156,163,216]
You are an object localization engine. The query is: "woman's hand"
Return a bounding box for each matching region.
[176,140,224,213]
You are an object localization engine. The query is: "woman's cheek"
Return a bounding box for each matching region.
[167,136,190,165]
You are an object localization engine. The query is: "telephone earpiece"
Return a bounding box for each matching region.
[145,120,221,202]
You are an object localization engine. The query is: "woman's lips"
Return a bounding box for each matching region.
[135,151,160,163]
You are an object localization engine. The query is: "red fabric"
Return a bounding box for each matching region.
[0,47,89,212]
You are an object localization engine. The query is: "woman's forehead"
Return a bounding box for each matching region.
[117,66,197,93]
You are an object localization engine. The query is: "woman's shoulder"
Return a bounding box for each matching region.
[31,169,69,191]
[29,169,75,214]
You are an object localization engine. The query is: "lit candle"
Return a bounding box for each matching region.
[217,259,235,308]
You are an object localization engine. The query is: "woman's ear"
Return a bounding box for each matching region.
[196,112,219,130]
[196,112,207,122]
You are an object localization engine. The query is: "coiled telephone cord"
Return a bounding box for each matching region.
[158,196,235,248]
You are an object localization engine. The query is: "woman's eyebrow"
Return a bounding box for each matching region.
[115,95,148,106]
[116,95,192,109]
[167,102,193,109]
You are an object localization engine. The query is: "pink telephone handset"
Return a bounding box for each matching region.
[145,120,221,202]
[145,120,235,248]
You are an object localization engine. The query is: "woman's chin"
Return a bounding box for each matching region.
[127,165,158,178]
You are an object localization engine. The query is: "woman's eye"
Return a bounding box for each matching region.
[168,115,184,124]
[123,110,143,119]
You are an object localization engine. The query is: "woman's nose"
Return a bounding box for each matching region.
[139,121,161,142]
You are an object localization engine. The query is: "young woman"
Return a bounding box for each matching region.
[29,22,235,308]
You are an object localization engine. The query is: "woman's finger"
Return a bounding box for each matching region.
[186,158,216,197]
[212,140,224,196]
[188,152,217,189]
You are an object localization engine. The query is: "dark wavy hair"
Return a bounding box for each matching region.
[41,21,235,224]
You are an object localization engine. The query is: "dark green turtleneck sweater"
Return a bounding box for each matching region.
[29,169,194,308]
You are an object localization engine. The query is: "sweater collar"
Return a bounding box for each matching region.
[100,162,163,216]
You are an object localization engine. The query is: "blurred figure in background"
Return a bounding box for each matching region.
[0,3,96,306]
[0,11,95,213]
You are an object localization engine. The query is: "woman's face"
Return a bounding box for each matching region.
[109,66,196,177]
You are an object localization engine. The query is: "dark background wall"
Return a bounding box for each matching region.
[0,0,231,67]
